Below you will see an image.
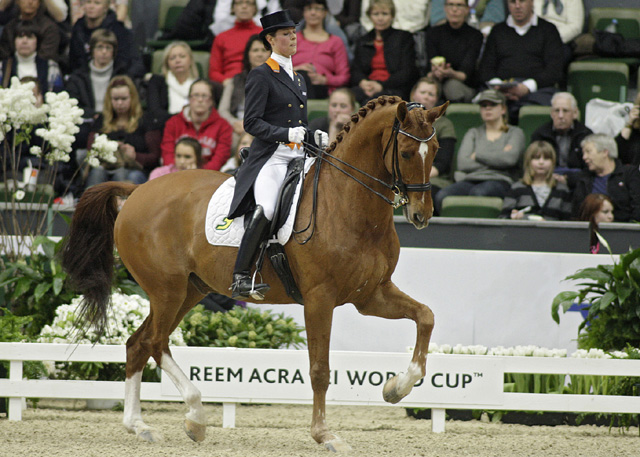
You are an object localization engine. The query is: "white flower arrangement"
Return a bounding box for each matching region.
[38,292,186,348]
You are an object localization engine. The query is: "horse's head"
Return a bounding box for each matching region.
[387,99,449,229]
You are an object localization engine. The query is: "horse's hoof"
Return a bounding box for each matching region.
[324,436,352,453]
[136,427,163,443]
[382,376,404,404]
[184,418,206,442]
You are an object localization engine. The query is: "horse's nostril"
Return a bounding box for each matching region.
[413,213,425,224]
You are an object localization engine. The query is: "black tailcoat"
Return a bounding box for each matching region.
[228,57,312,219]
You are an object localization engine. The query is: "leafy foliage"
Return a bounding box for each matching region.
[552,244,640,350]
[180,305,306,349]
[0,236,146,338]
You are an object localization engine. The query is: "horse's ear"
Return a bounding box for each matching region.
[426,101,449,125]
[396,101,408,123]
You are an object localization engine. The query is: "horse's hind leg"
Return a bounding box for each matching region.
[304,302,352,452]
[353,281,434,404]
[123,284,206,442]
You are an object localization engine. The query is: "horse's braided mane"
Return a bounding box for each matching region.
[325,95,402,153]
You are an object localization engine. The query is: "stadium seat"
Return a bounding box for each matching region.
[307,98,329,122]
[567,61,628,119]
[440,196,503,218]
[588,7,640,39]
[146,0,208,51]
[517,105,551,146]
[444,103,482,154]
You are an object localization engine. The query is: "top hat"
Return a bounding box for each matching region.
[259,10,296,41]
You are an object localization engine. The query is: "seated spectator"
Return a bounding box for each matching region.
[210,0,278,37]
[434,89,525,214]
[616,92,640,168]
[86,75,162,187]
[359,0,429,34]
[578,193,614,254]
[293,0,349,99]
[66,29,127,149]
[69,0,143,77]
[220,130,253,173]
[218,34,269,148]
[149,136,202,180]
[430,0,505,37]
[479,0,564,124]
[350,0,418,106]
[530,92,592,185]
[572,133,640,222]
[0,0,67,23]
[409,76,456,194]
[425,0,483,103]
[161,79,233,171]
[500,140,571,220]
[0,0,61,62]
[146,41,199,128]
[69,0,128,24]
[208,0,262,85]
[0,21,62,91]
[309,87,356,143]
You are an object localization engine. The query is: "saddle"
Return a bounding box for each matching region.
[253,156,306,305]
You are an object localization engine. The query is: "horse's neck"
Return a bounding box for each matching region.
[315,109,395,226]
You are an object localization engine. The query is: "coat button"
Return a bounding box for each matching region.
[288,104,292,108]
[288,120,291,123]
[298,120,302,124]
[300,104,304,108]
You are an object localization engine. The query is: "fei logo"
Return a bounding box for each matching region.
[216,218,233,230]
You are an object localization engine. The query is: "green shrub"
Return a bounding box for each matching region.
[180,305,306,349]
[552,243,640,351]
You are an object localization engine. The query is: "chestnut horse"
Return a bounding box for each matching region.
[62,96,448,451]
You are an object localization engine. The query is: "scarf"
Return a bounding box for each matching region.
[166,71,194,115]
[89,60,113,113]
[15,52,37,79]
[542,0,563,16]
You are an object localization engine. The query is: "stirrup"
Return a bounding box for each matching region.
[230,274,270,301]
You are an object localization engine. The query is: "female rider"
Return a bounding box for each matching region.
[227,10,328,300]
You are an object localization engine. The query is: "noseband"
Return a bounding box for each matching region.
[385,102,436,208]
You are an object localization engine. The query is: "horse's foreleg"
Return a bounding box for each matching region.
[304,303,352,452]
[354,281,434,404]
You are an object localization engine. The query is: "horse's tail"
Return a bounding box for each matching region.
[61,181,138,337]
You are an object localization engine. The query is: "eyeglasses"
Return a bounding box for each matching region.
[190,93,211,100]
[445,2,468,8]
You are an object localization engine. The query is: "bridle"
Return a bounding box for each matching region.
[303,102,436,209]
[295,102,436,243]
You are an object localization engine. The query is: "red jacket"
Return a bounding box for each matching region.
[161,107,232,171]
[208,20,262,83]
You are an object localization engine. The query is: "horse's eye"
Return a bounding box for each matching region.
[401,151,412,160]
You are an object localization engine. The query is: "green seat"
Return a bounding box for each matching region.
[440,196,503,218]
[589,7,640,39]
[517,105,551,146]
[444,103,481,154]
[567,61,628,119]
[152,49,210,78]
[583,8,640,68]
[307,98,329,122]
[146,0,209,51]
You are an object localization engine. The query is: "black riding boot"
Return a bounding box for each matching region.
[230,205,271,300]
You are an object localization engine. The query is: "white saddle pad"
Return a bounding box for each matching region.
[205,157,315,247]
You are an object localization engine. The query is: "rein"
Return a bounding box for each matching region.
[294,103,435,243]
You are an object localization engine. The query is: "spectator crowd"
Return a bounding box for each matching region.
[0,0,638,223]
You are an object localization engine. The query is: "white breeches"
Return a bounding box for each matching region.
[254,144,305,220]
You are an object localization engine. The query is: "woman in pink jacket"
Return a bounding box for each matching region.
[292,0,349,99]
[161,79,233,171]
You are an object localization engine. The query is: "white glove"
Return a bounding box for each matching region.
[288,126,306,144]
[314,129,329,148]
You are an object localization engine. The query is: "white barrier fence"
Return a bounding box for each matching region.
[2,343,640,433]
